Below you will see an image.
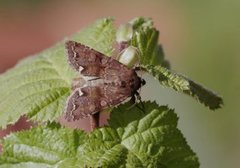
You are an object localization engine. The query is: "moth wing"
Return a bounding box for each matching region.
[64,87,100,121]
[64,85,132,121]
[65,41,133,80]
[65,41,106,77]
[97,84,132,108]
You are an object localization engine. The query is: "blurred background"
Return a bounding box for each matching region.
[0,0,239,167]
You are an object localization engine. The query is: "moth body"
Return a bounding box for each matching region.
[65,41,145,121]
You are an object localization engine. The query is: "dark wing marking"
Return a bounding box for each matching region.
[65,84,132,121]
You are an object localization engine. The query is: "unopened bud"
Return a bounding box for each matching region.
[118,46,139,68]
[116,23,133,43]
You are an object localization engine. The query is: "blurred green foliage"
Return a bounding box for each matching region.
[171,1,240,168]
[0,0,48,7]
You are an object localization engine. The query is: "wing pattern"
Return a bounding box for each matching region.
[65,41,142,120]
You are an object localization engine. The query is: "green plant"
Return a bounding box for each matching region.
[0,17,222,167]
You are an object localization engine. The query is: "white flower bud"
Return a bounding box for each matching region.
[116,23,133,43]
[118,46,139,68]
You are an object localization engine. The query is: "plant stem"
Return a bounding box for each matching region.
[90,112,100,131]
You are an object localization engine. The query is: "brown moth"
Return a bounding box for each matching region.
[64,41,145,121]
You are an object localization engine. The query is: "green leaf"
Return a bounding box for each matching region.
[130,17,153,31]
[130,17,223,109]
[72,17,115,56]
[143,64,223,110]
[130,17,168,68]
[0,122,87,168]
[0,18,115,128]
[0,102,199,168]
[109,102,199,167]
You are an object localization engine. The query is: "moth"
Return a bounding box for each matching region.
[64,41,145,121]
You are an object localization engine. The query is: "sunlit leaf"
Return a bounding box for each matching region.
[0,102,199,168]
[0,18,115,128]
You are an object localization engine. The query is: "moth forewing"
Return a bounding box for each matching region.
[64,41,145,121]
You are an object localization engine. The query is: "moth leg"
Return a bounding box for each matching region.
[130,95,136,104]
[134,91,145,113]
[127,91,144,108]
[127,94,144,113]
[127,97,137,111]
[127,96,145,113]
[135,91,144,108]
